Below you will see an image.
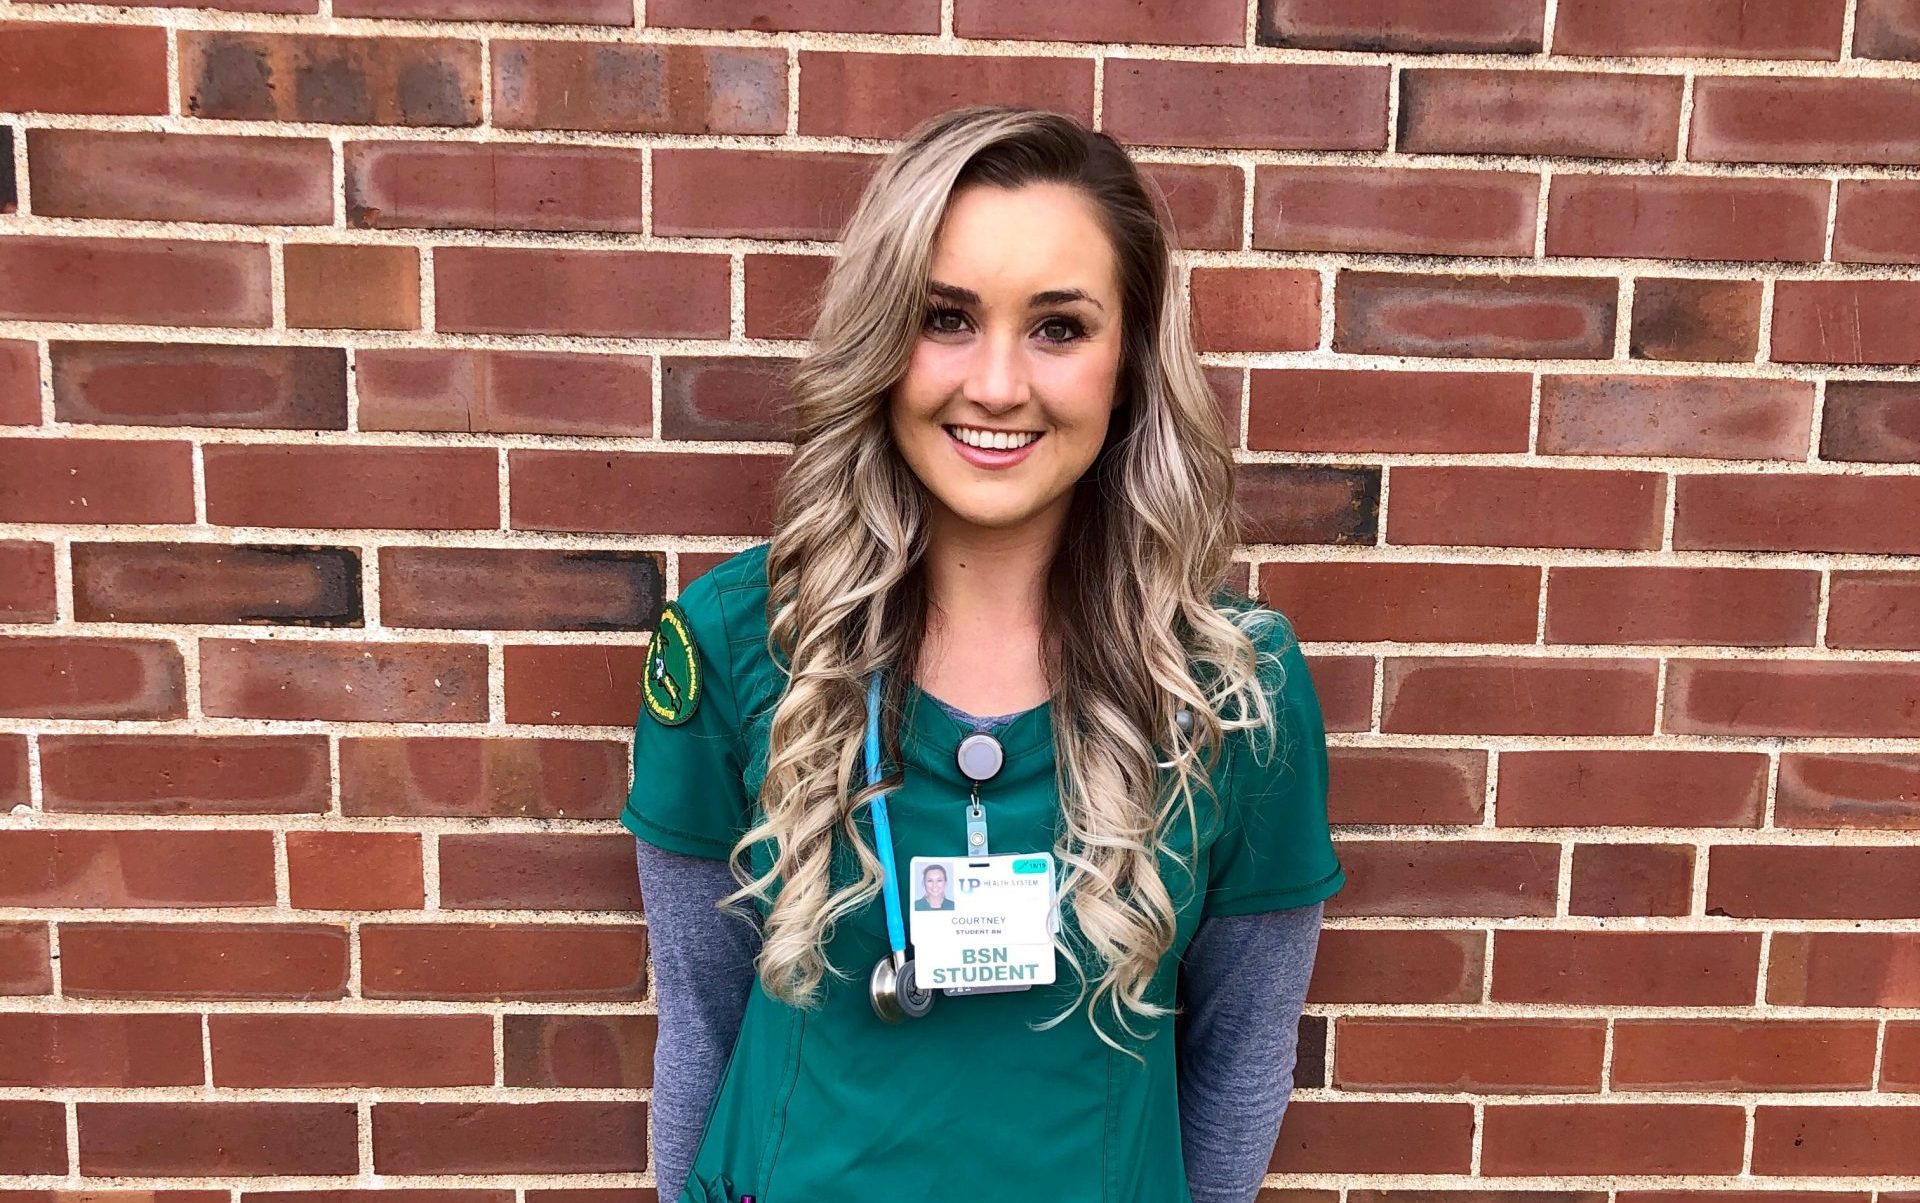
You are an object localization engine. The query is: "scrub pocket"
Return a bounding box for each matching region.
[684,1172,745,1203]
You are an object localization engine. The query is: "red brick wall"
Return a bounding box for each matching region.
[3,0,1920,1198]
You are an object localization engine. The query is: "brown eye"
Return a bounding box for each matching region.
[925,306,967,334]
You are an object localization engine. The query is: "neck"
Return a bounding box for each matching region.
[920,501,1065,634]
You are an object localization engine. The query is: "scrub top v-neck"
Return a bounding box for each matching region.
[624,543,1345,1203]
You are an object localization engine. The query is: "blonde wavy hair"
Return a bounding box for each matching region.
[722,105,1288,1047]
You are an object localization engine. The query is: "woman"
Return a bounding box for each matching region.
[627,105,1344,1203]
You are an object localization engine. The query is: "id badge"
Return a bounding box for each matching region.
[907,853,1058,991]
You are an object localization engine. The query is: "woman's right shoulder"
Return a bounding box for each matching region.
[674,542,782,719]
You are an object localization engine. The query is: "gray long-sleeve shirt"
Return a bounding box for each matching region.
[634,697,1324,1203]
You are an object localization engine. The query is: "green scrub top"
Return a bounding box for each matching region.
[623,542,1344,1203]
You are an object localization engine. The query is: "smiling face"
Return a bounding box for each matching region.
[888,181,1126,537]
[923,864,947,905]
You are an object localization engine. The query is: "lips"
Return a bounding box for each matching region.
[945,425,1043,470]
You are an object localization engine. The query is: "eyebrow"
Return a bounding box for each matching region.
[928,280,1106,312]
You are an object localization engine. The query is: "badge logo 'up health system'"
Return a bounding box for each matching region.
[643,601,702,726]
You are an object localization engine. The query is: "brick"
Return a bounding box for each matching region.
[285,245,418,331]
[1483,1104,1745,1175]
[1269,1101,1474,1174]
[1891,1023,1920,1087]
[27,130,333,225]
[1326,747,1487,826]
[1311,655,1376,731]
[1335,272,1618,360]
[246,1191,507,1203]
[1495,931,1760,1005]
[798,52,1093,140]
[0,736,23,808]
[1104,60,1389,150]
[288,832,423,910]
[1190,268,1320,352]
[1614,1020,1876,1091]
[1752,1107,1920,1175]
[510,449,784,536]
[1539,374,1812,460]
[1676,474,1920,553]
[1858,0,1920,59]
[1400,69,1683,159]
[745,253,831,339]
[1708,846,1920,919]
[0,236,270,328]
[653,0,935,31]
[949,0,1236,41]
[0,830,274,908]
[0,925,52,995]
[380,547,663,632]
[212,1014,491,1088]
[1833,179,1920,265]
[0,1013,202,1088]
[1258,0,1543,51]
[41,734,330,815]
[336,0,630,20]
[505,644,649,727]
[0,340,36,425]
[435,247,730,338]
[73,542,361,627]
[1335,1018,1603,1093]
[661,356,796,442]
[79,1103,357,1176]
[373,1102,647,1174]
[1545,565,1820,647]
[0,23,167,115]
[51,342,348,430]
[61,923,349,1000]
[1670,658,1920,738]
[1822,381,1920,462]
[1547,175,1827,263]
[493,40,784,133]
[203,445,498,530]
[1694,77,1920,165]
[1770,932,1920,1006]
[1258,561,1539,644]
[1773,280,1920,365]
[1141,163,1245,252]
[357,349,650,436]
[1497,749,1768,828]
[1253,166,1538,257]
[1252,368,1531,454]
[347,141,644,233]
[0,636,185,720]
[1570,844,1694,917]
[1236,465,1381,545]
[181,32,481,126]
[1384,656,1657,736]
[1387,466,1665,550]
[652,149,878,239]
[1553,0,1846,58]
[340,737,626,819]
[1778,753,1920,831]
[1311,929,1486,1004]
[504,1014,654,1088]
[0,541,54,622]
[0,129,12,215]
[1831,571,1920,649]
[0,1101,65,1175]
[201,638,487,723]
[1630,277,1763,362]
[1333,840,1559,918]
[439,833,642,911]
[362,924,647,1001]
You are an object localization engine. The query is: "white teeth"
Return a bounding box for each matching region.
[947,425,1040,452]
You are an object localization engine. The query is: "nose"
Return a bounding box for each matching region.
[960,327,1030,413]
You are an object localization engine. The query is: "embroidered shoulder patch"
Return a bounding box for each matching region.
[643,600,702,726]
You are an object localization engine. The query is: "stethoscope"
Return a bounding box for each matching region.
[862,671,1191,1023]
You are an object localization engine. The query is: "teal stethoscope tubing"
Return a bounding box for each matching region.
[864,672,909,960]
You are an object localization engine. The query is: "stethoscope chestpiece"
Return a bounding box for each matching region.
[869,952,935,1023]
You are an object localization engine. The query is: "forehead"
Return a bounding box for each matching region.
[927,182,1118,304]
